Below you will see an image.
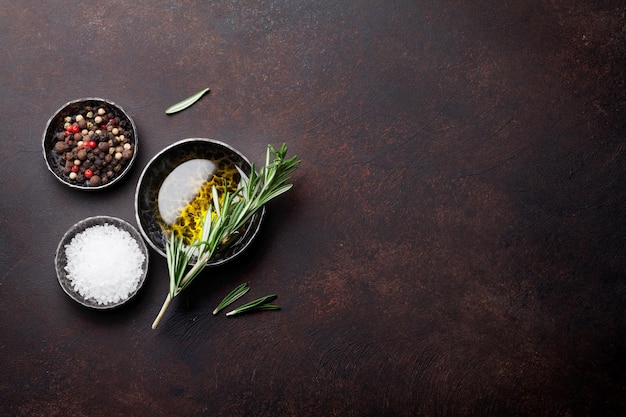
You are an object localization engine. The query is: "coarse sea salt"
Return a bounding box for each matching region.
[64,223,145,305]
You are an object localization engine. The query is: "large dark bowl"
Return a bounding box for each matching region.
[42,98,138,190]
[134,138,265,265]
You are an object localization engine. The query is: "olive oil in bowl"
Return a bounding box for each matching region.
[135,138,265,265]
[157,158,241,245]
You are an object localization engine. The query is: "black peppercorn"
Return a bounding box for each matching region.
[98,142,109,153]
[54,141,67,153]
[89,175,102,186]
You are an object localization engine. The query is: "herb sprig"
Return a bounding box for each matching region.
[151,143,300,329]
[213,283,281,316]
[213,282,250,315]
[225,294,280,317]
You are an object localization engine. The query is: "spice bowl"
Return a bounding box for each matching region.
[42,98,138,190]
[55,216,149,309]
[135,138,265,265]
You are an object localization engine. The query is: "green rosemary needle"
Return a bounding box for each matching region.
[151,143,300,329]
[225,294,280,317]
[213,283,250,315]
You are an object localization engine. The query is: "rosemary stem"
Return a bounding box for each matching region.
[151,293,172,329]
[151,143,300,329]
[178,250,213,290]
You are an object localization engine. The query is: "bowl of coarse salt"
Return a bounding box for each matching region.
[55,216,149,309]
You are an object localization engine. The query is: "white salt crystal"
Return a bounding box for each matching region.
[64,223,145,305]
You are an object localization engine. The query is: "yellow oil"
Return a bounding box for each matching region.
[157,158,241,245]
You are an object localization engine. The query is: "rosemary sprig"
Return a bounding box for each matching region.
[225,294,280,317]
[151,143,300,329]
[213,283,250,315]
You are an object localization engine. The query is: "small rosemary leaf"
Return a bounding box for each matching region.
[258,184,293,206]
[225,294,279,317]
[165,87,210,114]
[225,304,281,317]
[237,294,277,309]
[253,304,281,311]
[211,185,221,216]
[213,283,250,315]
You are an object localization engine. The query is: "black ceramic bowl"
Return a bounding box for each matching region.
[55,216,149,309]
[42,98,138,190]
[134,138,265,265]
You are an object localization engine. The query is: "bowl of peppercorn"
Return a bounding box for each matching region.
[42,98,138,190]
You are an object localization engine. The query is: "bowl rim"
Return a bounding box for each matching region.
[134,137,266,264]
[55,215,150,309]
[42,97,138,191]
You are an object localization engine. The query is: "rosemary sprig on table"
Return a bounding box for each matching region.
[213,282,250,315]
[151,143,300,329]
[225,294,280,317]
[213,283,281,316]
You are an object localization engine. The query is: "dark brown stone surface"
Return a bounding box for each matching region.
[1,1,625,416]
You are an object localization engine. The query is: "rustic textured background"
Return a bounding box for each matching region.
[1,1,625,416]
